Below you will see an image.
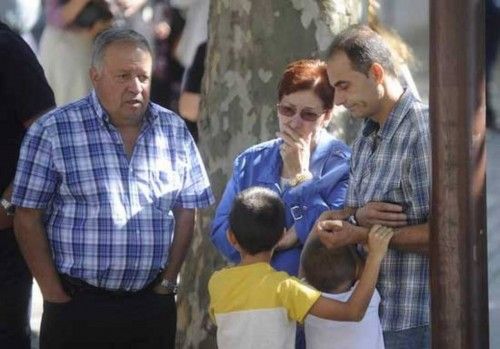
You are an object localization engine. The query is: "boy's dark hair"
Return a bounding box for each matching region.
[229,187,285,255]
[327,24,397,78]
[301,236,360,293]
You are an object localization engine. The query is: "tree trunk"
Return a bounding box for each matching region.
[176,1,362,348]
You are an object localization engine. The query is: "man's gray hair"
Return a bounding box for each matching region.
[91,28,151,69]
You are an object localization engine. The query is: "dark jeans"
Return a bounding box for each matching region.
[384,325,430,349]
[40,276,177,349]
[0,228,32,349]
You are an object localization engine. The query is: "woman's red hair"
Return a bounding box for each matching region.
[277,59,334,110]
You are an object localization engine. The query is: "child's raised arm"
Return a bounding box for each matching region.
[308,225,393,321]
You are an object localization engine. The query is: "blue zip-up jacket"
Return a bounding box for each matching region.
[210,131,351,276]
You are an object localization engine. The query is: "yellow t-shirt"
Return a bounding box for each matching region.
[208,262,321,349]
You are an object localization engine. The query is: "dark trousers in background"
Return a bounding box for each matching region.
[0,228,32,349]
[40,278,177,349]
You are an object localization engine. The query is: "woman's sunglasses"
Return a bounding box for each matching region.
[276,103,326,122]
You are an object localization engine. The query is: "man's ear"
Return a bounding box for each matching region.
[89,66,100,85]
[369,63,385,84]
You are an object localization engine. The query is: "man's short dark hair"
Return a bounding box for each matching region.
[301,236,360,293]
[327,24,397,77]
[229,187,285,255]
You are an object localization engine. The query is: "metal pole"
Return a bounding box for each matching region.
[429,0,489,348]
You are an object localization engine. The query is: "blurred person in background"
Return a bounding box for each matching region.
[149,2,187,111]
[487,0,500,130]
[39,0,155,106]
[0,20,55,349]
[39,0,114,105]
[178,41,206,142]
[0,0,42,51]
[171,0,208,69]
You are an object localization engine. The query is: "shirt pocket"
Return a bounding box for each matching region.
[150,170,182,211]
[381,180,405,205]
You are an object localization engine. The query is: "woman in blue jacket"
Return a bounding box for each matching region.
[211,59,351,276]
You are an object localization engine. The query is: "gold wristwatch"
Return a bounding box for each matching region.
[287,171,313,187]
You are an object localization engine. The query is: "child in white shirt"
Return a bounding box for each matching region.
[301,236,385,349]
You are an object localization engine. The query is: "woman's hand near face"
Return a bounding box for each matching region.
[277,123,311,178]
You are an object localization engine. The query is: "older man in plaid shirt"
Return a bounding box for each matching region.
[315,25,431,349]
[12,28,214,348]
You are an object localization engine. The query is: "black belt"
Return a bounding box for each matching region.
[59,273,161,298]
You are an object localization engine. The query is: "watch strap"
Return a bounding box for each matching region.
[347,214,358,226]
[0,198,15,216]
[159,279,178,294]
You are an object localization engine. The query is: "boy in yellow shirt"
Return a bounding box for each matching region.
[208,187,393,349]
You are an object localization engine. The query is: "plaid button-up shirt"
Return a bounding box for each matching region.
[12,92,214,291]
[346,89,430,331]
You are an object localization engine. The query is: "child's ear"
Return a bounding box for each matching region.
[226,229,238,247]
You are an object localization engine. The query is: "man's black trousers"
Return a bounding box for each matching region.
[40,277,177,349]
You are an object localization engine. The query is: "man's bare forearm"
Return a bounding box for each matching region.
[317,207,356,222]
[14,207,69,301]
[390,223,428,254]
[162,208,196,281]
[351,223,428,254]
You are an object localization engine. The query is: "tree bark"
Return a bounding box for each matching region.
[176,1,362,348]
